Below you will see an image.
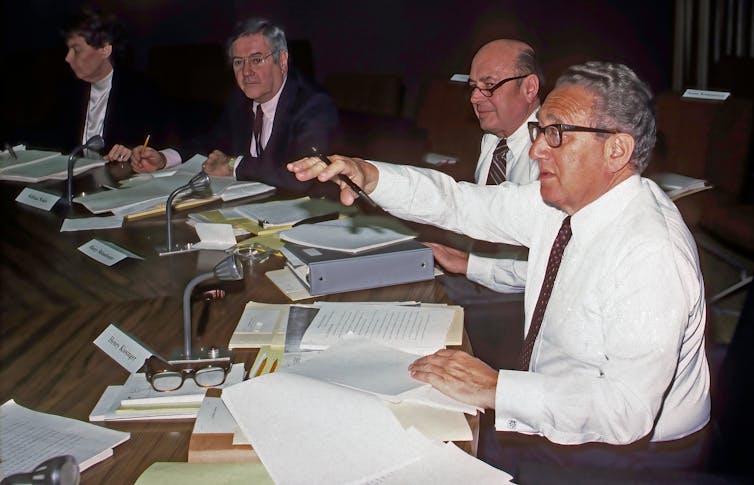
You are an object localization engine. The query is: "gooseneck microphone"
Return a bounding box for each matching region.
[66,135,105,205]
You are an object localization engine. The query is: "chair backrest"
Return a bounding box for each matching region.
[415,79,481,180]
[651,92,753,198]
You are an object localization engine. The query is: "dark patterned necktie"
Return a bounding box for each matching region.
[518,216,572,370]
[253,104,264,156]
[486,138,508,185]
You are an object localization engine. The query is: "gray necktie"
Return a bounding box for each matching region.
[486,138,508,185]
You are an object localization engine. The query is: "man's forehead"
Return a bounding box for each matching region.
[66,34,88,47]
[232,33,270,55]
[539,85,594,123]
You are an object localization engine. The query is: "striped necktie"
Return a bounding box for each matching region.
[518,216,572,370]
[486,138,508,185]
[253,104,264,157]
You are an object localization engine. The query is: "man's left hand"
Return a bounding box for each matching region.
[409,349,498,409]
[202,150,232,176]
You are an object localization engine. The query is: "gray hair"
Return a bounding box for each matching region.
[227,18,288,64]
[514,45,544,90]
[555,61,656,173]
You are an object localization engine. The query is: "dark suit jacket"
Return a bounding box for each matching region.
[178,68,339,195]
[38,68,164,154]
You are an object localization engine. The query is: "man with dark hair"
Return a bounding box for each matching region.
[288,61,710,474]
[41,8,158,155]
[110,18,338,194]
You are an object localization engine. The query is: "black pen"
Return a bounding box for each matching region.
[292,212,340,227]
[311,147,378,208]
[4,143,17,160]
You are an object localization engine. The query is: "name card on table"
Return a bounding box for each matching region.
[682,89,730,101]
[93,323,154,373]
[15,187,60,211]
[78,238,143,266]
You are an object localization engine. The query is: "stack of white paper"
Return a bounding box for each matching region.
[221,371,509,484]
[89,364,244,421]
[0,148,105,183]
[278,215,417,253]
[1,400,130,479]
[300,301,454,354]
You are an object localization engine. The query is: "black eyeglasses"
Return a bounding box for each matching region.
[144,355,231,392]
[528,122,617,148]
[468,74,531,98]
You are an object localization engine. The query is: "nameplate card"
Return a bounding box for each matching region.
[682,88,730,101]
[15,187,60,211]
[449,73,469,83]
[93,323,154,373]
[78,239,143,266]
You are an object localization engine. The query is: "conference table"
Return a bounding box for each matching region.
[0,163,474,483]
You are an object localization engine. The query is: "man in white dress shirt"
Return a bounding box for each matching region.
[288,61,710,476]
[428,39,541,294]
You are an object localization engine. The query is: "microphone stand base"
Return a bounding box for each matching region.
[156,242,199,256]
[168,346,231,364]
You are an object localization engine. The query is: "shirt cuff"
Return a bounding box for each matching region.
[494,369,543,435]
[466,254,526,293]
[161,148,181,169]
[232,155,244,178]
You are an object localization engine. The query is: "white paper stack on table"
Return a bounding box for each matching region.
[73,155,274,216]
[0,147,106,182]
[279,214,417,253]
[649,172,712,200]
[1,400,130,479]
[227,300,463,351]
[222,371,511,484]
[89,364,244,421]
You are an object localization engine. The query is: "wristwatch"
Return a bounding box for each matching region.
[228,157,237,174]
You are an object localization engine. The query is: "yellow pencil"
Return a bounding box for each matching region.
[142,134,151,151]
[253,357,268,378]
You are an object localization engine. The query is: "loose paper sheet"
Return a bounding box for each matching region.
[0,400,129,478]
[222,372,423,484]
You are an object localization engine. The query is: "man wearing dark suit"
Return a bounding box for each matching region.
[40,8,159,156]
[110,18,338,195]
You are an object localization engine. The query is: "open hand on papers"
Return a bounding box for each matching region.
[409,349,498,410]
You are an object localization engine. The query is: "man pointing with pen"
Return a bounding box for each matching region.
[287,61,710,476]
[107,18,338,195]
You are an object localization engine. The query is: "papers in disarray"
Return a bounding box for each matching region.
[73,154,274,215]
[282,336,477,414]
[279,215,417,253]
[0,148,106,182]
[0,400,130,479]
[221,372,509,484]
[233,196,350,228]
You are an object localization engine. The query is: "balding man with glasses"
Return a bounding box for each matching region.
[427,39,543,298]
[108,18,338,195]
[288,61,710,476]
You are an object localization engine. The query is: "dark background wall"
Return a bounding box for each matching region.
[2,0,674,114]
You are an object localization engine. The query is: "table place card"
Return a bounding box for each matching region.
[449,73,469,82]
[94,323,155,373]
[15,187,60,211]
[682,88,730,101]
[191,222,237,250]
[78,238,143,266]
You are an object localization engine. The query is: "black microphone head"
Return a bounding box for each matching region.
[85,135,105,151]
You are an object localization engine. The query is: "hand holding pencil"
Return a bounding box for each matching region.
[287,150,381,207]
